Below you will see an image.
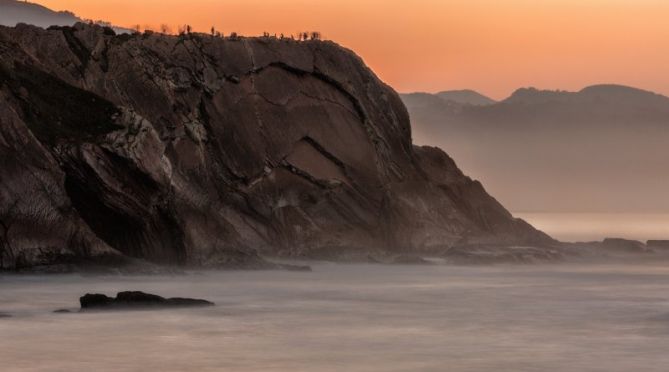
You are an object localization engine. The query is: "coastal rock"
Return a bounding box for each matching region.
[0,23,553,269]
[80,291,214,310]
[601,238,649,253]
[647,240,669,250]
[444,245,564,264]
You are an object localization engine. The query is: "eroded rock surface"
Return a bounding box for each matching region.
[0,23,553,269]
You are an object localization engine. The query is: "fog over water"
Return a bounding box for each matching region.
[3,263,669,371]
[517,212,669,242]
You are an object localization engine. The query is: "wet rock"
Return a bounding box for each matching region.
[53,309,73,314]
[80,293,114,308]
[80,291,214,310]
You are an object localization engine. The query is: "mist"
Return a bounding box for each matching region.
[404,86,669,214]
[4,263,669,371]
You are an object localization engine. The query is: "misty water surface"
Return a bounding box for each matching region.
[3,263,669,371]
[517,212,669,242]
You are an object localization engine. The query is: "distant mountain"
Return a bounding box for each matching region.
[437,90,497,106]
[0,0,130,33]
[504,85,669,107]
[0,0,79,28]
[401,85,669,213]
[402,89,495,112]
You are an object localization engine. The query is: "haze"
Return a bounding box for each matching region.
[32,0,669,99]
[403,86,669,214]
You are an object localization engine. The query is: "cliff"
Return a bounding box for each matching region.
[0,23,552,270]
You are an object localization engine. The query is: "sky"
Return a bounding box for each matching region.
[33,0,669,100]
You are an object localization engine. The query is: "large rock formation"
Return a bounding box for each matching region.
[0,23,553,270]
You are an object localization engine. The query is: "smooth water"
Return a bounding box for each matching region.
[3,263,669,371]
[516,212,669,242]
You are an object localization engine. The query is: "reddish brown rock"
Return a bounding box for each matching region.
[0,23,553,269]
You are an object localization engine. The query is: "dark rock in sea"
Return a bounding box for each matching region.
[0,23,554,270]
[601,238,649,253]
[0,313,11,318]
[53,309,73,314]
[647,240,669,250]
[80,291,214,311]
[80,293,114,308]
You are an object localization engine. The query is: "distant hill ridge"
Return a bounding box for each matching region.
[403,89,496,107]
[437,90,497,105]
[404,84,669,106]
[0,0,79,28]
[504,84,669,105]
[0,0,130,33]
[401,84,669,213]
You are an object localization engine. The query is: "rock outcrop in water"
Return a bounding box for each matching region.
[80,291,214,310]
[0,23,553,270]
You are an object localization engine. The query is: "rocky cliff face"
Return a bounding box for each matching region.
[0,23,552,270]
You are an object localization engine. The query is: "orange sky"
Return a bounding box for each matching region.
[34,0,669,99]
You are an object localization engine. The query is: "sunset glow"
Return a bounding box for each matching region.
[26,0,669,99]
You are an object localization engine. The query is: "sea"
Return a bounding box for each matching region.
[517,212,669,242]
[4,261,669,371]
